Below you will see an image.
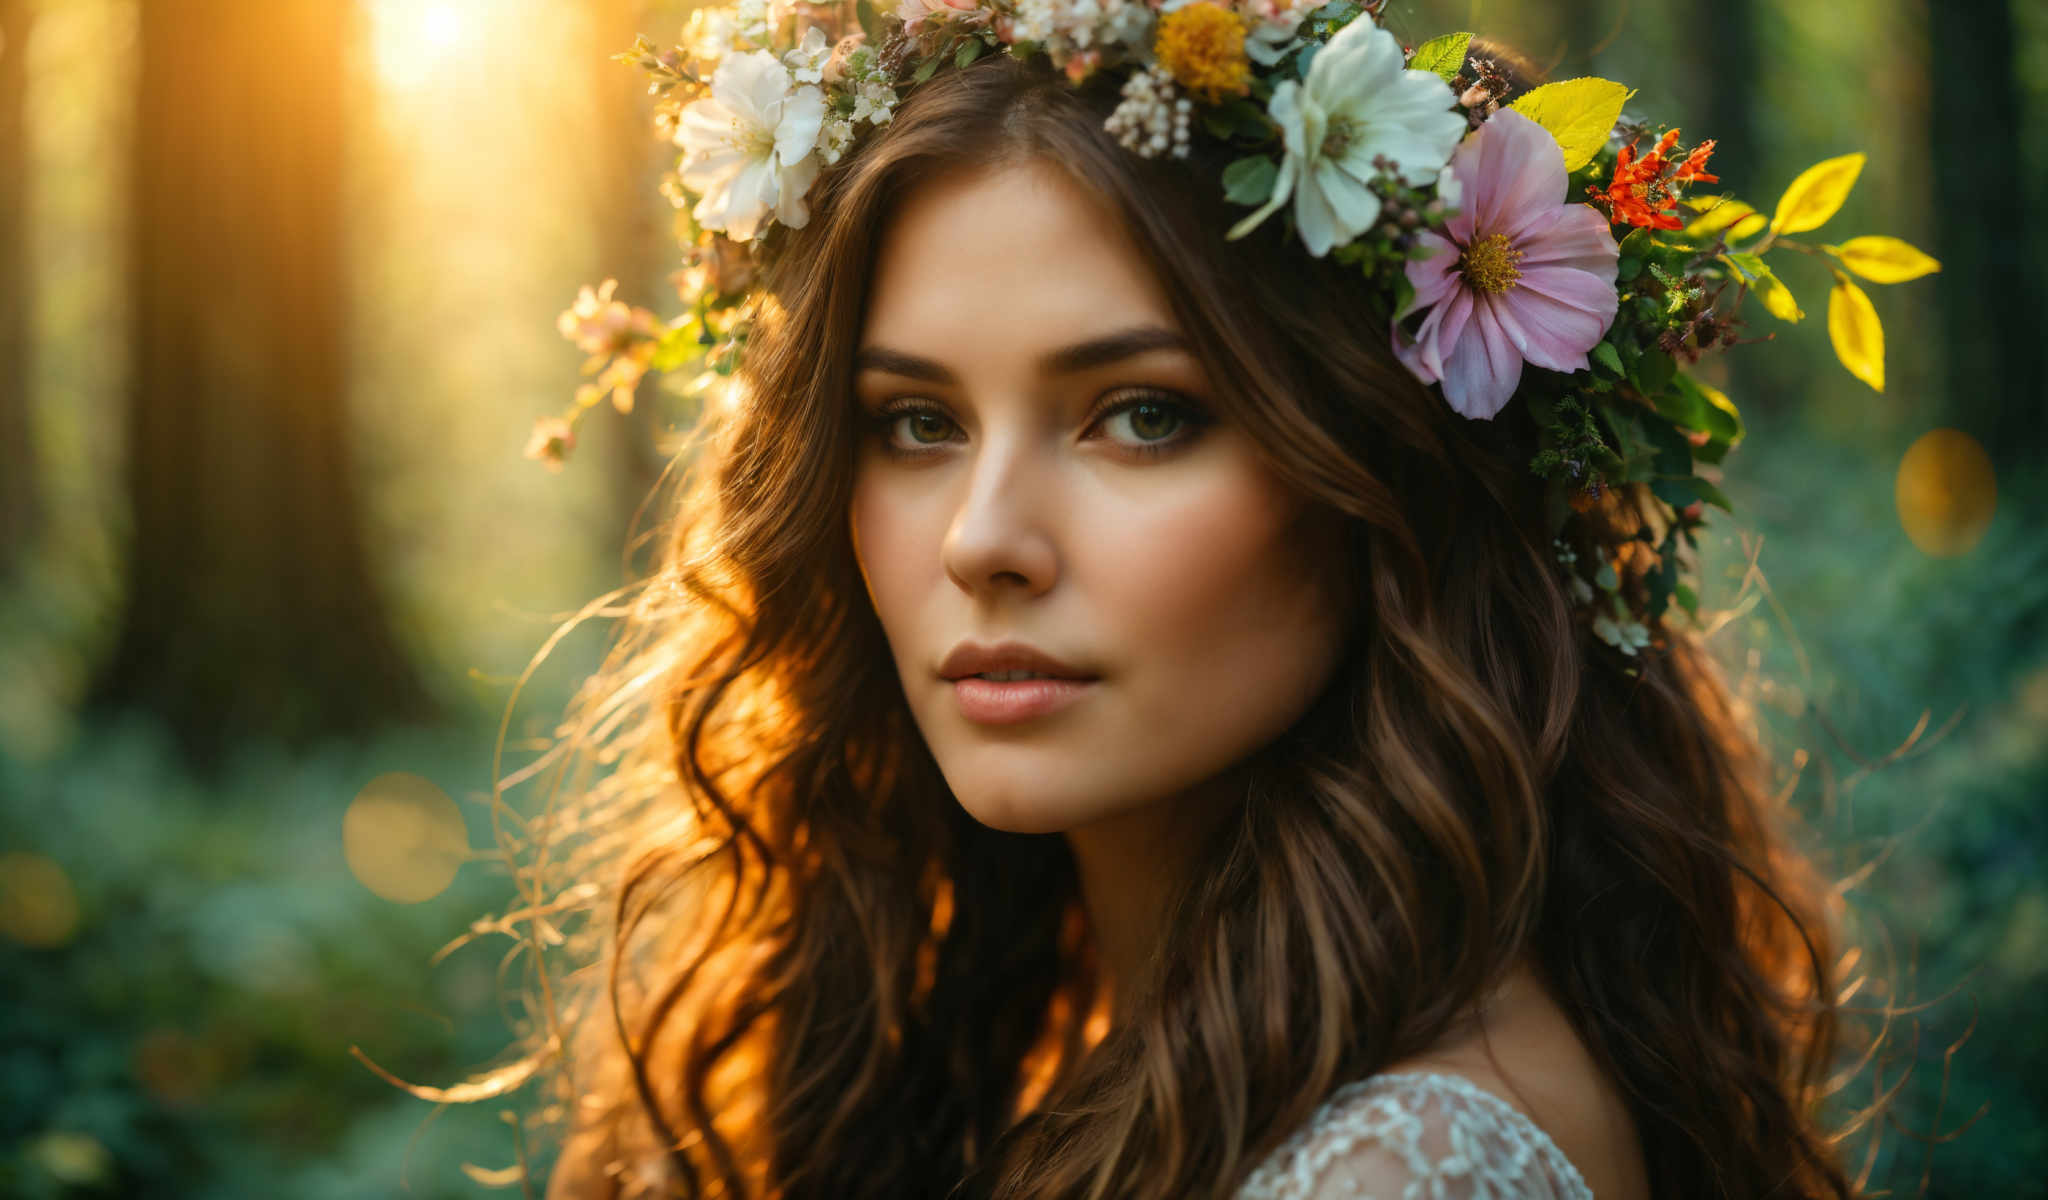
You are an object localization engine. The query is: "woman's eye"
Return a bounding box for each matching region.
[898,410,955,445]
[866,390,1209,459]
[1099,397,1188,446]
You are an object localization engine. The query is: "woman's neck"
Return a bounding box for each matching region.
[1061,769,1246,1025]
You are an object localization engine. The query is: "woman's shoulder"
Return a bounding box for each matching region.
[1236,963,1648,1200]
[1233,1069,1595,1200]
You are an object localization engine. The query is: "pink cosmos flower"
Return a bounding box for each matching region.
[894,0,980,34]
[1392,108,1621,420]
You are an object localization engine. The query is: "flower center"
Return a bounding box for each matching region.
[1459,233,1525,295]
[1321,114,1359,160]
[730,115,775,159]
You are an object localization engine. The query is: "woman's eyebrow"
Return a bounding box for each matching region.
[853,325,1192,384]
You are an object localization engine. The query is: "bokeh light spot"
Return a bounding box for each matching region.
[344,772,469,903]
[29,1131,115,1187]
[133,1027,227,1108]
[0,852,82,949]
[1895,428,1996,557]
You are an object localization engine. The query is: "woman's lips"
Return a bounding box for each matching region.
[950,676,1097,724]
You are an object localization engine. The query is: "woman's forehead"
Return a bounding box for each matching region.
[860,159,1182,351]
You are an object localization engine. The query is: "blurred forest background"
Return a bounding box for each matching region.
[0,0,2040,1195]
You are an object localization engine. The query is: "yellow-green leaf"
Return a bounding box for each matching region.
[1681,197,1756,240]
[1409,32,1473,83]
[1828,235,1942,284]
[1752,265,1804,323]
[1771,152,1865,234]
[1507,77,1636,173]
[1828,269,1885,392]
[1694,377,1743,443]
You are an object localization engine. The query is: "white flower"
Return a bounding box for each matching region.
[1236,0,1319,65]
[1592,613,1652,655]
[783,25,830,84]
[674,50,826,241]
[851,78,898,125]
[1225,17,1467,256]
[1434,162,1462,211]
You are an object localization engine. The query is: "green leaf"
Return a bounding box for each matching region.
[649,320,702,372]
[1221,155,1279,206]
[1670,373,1743,444]
[1591,342,1624,377]
[1409,32,1472,82]
[912,54,942,83]
[1629,347,1676,396]
[1644,415,1695,477]
[1651,475,1733,513]
[954,37,984,68]
[856,0,882,44]
[1674,582,1699,618]
[1296,43,1320,78]
[1723,252,1802,322]
[1506,77,1636,173]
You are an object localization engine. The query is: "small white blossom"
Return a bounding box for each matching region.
[1012,0,1152,70]
[1226,16,1468,256]
[731,0,774,46]
[819,115,858,164]
[1592,613,1652,655]
[783,25,830,84]
[674,50,826,241]
[1104,64,1192,160]
[851,77,899,125]
[1238,0,1319,65]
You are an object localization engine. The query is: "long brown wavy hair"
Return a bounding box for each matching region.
[484,39,1884,1200]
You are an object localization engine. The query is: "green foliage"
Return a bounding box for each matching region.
[0,722,540,1198]
[1408,32,1472,82]
[1221,155,1280,206]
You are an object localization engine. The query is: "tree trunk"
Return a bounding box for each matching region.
[89,0,431,767]
[0,0,34,574]
[588,0,668,550]
[1929,0,2042,470]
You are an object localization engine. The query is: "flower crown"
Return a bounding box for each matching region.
[538,0,1939,664]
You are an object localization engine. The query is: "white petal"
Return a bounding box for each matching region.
[1292,170,1344,257]
[681,146,749,195]
[1268,81,1311,162]
[1435,163,1463,211]
[1305,15,1401,107]
[676,95,737,155]
[774,85,827,164]
[712,50,791,132]
[773,153,822,227]
[1309,158,1382,244]
[705,158,780,241]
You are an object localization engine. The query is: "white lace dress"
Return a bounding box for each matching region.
[1234,1070,1595,1200]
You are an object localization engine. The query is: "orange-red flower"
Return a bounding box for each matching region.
[1597,127,1719,231]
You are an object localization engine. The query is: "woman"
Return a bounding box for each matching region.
[506,15,1874,1200]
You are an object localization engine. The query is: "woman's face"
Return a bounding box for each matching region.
[848,158,1351,835]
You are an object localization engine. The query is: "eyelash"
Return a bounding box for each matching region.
[865,389,1212,462]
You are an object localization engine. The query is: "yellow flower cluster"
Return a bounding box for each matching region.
[1154,2,1251,104]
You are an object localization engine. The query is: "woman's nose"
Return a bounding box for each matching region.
[939,432,1060,599]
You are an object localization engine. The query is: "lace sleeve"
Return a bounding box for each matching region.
[1233,1070,1595,1200]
